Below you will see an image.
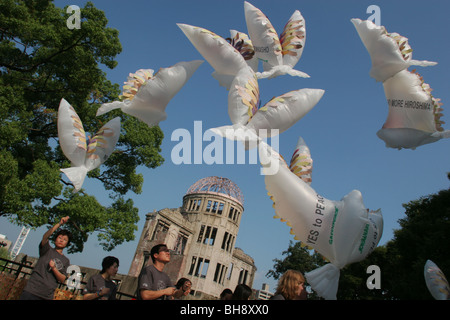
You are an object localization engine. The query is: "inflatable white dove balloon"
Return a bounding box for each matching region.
[177,23,249,89]
[212,66,324,142]
[58,98,120,192]
[351,18,437,82]
[259,142,383,300]
[96,60,203,126]
[424,260,450,300]
[378,68,450,149]
[244,1,309,80]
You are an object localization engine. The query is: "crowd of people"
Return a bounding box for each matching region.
[18,217,308,300]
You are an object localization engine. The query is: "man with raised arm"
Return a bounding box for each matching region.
[20,216,72,300]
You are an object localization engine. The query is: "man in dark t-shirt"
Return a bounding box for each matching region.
[137,244,184,300]
[20,216,71,300]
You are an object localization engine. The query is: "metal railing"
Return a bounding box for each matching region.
[0,257,136,300]
[0,256,33,278]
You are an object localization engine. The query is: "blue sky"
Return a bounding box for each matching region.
[1,0,449,293]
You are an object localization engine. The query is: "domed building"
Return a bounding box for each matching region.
[128,176,256,299]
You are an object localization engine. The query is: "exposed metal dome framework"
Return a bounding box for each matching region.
[186,176,244,205]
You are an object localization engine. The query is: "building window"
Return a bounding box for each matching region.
[203,226,212,245]
[198,225,217,246]
[212,201,218,213]
[228,206,241,222]
[221,232,234,252]
[194,258,203,277]
[228,207,235,219]
[151,220,170,241]
[214,264,221,282]
[213,263,227,284]
[209,228,217,246]
[189,256,210,279]
[221,233,228,250]
[174,232,188,254]
[189,199,202,211]
[197,225,205,243]
[227,263,233,280]
[195,199,201,210]
[206,200,212,212]
[238,268,249,285]
[201,260,209,278]
[188,256,197,275]
[218,202,224,215]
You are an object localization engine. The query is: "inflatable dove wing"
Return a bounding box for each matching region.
[227,66,260,126]
[351,18,437,82]
[259,142,383,300]
[424,260,450,300]
[212,66,324,143]
[58,98,120,192]
[96,60,203,126]
[244,1,309,80]
[178,24,249,89]
[246,88,324,137]
[289,137,313,185]
[378,69,450,149]
[270,137,313,221]
[228,30,259,73]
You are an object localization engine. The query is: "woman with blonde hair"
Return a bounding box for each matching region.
[270,269,307,300]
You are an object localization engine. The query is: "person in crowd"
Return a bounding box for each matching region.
[270,269,307,300]
[174,277,192,299]
[220,288,233,300]
[20,216,72,300]
[83,256,120,300]
[136,244,184,300]
[231,283,252,300]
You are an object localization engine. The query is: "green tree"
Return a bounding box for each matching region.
[266,241,326,280]
[337,246,390,300]
[0,0,164,253]
[0,247,11,269]
[381,175,450,299]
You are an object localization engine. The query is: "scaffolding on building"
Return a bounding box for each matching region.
[9,226,30,260]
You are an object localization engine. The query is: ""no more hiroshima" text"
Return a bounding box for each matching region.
[388,99,432,111]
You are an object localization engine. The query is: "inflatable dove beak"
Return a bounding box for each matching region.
[96,60,203,127]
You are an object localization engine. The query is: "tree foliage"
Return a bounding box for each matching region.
[0,0,164,253]
[267,241,326,281]
[381,175,450,299]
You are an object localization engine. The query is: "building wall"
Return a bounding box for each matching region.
[127,191,256,299]
[254,283,274,300]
